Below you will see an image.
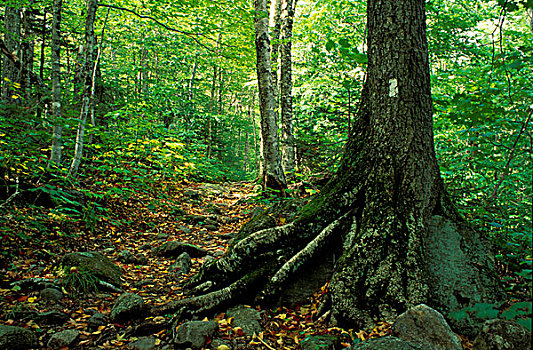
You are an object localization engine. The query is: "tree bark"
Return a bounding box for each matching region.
[280,0,295,175]
[21,4,35,101]
[1,6,21,104]
[69,0,98,177]
[49,0,63,167]
[153,0,503,336]
[269,0,281,119]
[255,0,287,194]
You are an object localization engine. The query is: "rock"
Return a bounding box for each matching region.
[425,216,505,336]
[300,335,339,350]
[103,247,116,254]
[40,287,63,303]
[199,183,228,194]
[88,312,106,330]
[206,203,222,215]
[136,254,149,265]
[177,225,192,234]
[472,319,531,350]
[131,336,157,350]
[152,241,208,258]
[157,233,169,240]
[110,293,145,322]
[171,207,187,217]
[173,320,218,349]
[226,305,262,336]
[118,250,148,265]
[353,337,424,349]
[62,251,123,287]
[184,189,201,199]
[205,217,220,226]
[392,304,462,350]
[134,279,155,287]
[184,214,206,224]
[36,310,70,325]
[205,225,218,231]
[0,325,37,350]
[139,243,152,250]
[168,252,192,275]
[47,329,79,348]
[118,250,137,263]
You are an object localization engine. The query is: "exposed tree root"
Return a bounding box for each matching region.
[151,265,272,317]
[255,211,352,304]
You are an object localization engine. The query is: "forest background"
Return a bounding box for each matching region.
[0,0,531,340]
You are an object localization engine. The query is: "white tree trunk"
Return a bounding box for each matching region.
[280,0,296,175]
[69,0,98,177]
[254,0,287,193]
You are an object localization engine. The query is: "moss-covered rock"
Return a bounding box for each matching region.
[110,293,145,322]
[0,325,38,350]
[152,241,207,258]
[62,251,123,287]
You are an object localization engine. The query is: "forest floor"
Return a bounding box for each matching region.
[1,179,478,349]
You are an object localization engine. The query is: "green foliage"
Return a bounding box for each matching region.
[450,301,532,330]
[61,267,100,296]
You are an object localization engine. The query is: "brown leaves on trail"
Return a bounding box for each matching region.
[0,181,264,348]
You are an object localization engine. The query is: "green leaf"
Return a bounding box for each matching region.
[325,40,335,52]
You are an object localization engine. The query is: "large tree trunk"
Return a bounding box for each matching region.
[255,0,287,194]
[153,0,503,336]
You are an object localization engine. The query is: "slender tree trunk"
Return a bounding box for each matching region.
[269,0,282,120]
[280,0,295,175]
[1,6,21,104]
[69,0,98,177]
[21,4,35,102]
[347,87,351,135]
[244,129,249,173]
[36,12,46,120]
[188,57,197,101]
[255,0,287,194]
[251,93,260,174]
[217,69,223,114]
[87,6,109,146]
[49,0,63,167]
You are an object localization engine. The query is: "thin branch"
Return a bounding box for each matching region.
[97,4,235,57]
[98,4,198,36]
[490,108,533,201]
[0,177,20,211]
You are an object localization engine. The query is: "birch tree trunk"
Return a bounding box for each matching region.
[280,0,295,175]
[188,57,198,101]
[269,0,282,118]
[69,0,98,177]
[49,0,63,167]
[255,0,287,194]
